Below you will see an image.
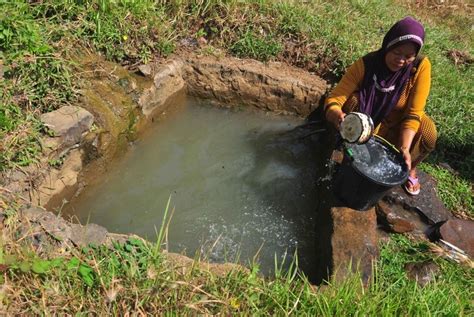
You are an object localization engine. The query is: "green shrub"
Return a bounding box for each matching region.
[231,29,282,61]
[0,1,51,56]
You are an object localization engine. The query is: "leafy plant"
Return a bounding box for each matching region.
[0,2,51,56]
[0,110,42,170]
[4,56,75,113]
[230,29,282,61]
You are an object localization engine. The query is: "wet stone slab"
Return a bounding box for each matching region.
[40,106,94,147]
[331,206,379,284]
[382,171,452,225]
[376,199,429,234]
[434,219,474,257]
[70,223,108,247]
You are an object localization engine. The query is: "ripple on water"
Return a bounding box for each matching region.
[347,138,406,184]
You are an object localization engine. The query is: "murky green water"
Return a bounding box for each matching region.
[67,97,327,276]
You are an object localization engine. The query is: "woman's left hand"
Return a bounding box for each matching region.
[400,147,412,170]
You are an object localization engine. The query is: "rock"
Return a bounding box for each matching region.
[138,64,152,76]
[17,221,52,252]
[331,207,379,284]
[383,171,452,225]
[40,136,62,156]
[105,232,132,247]
[438,219,474,257]
[197,36,207,46]
[32,149,82,207]
[438,162,457,175]
[163,251,248,277]
[70,223,108,247]
[184,55,327,117]
[117,77,138,93]
[153,61,183,88]
[405,261,440,287]
[138,60,185,117]
[179,37,199,47]
[21,206,46,221]
[37,211,72,243]
[18,205,123,251]
[40,106,94,146]
[376,199,427,233]
[0,168,34,201]
[129,78,138,91]
[377,227,391,244]
[81,132,100,164]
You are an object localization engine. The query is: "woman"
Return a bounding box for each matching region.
[325,16,437,196]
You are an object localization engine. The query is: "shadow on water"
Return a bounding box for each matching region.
[243,113,338,284]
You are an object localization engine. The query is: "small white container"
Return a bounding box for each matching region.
[340,112,374,144]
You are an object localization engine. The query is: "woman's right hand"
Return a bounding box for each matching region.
[326,106,346,130]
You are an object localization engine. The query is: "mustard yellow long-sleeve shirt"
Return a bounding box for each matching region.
[325,57,431,132]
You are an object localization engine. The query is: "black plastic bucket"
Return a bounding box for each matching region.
[332,135,409,211]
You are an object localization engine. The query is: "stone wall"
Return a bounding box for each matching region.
[1,53,330,283]
[27,54,328,207]
[183,56,327,117]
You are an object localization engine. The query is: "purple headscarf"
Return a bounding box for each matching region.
[358,17,425,126]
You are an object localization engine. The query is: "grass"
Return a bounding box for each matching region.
[230,28,283,61]
[420,162,474,218]
[0,1,77,170]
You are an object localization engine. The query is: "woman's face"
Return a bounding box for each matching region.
[385,42,417,72]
